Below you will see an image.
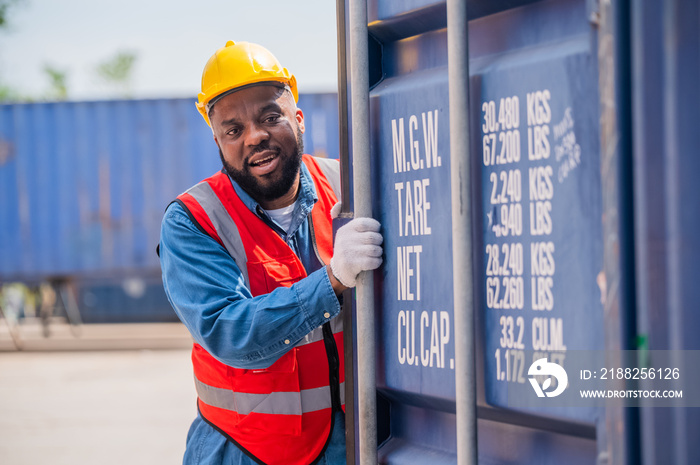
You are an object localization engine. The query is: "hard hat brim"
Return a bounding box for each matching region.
[207,81,289,112]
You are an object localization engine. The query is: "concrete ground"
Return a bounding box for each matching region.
[0,325,197,464]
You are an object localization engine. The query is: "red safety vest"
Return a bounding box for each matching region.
[175,155,344,465]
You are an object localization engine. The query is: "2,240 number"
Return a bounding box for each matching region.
[489,170,522,205]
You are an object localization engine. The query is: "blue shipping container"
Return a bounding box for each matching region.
[339,0,700,464]
[0,94,339,283]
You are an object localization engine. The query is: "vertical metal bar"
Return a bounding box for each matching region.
[335,2,357,463]
[599,0,638,463]
[613,0,639,462]
[336,0,352,215]
[348,0,377,463]
[447,0,477,464]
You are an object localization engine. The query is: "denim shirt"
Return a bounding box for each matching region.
[159,162,345,464]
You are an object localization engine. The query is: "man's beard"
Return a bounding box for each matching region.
[220,128,304,204]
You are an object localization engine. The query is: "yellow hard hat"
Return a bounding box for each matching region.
[196,40,298,126]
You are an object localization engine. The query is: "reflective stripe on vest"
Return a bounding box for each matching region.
[195,379,347,415]
[295,310,343,348]
[185,180,250,287]
[313,156,342,201]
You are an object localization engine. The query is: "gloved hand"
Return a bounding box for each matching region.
[329,217,383,288]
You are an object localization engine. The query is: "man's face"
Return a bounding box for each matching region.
[210,85,305,209]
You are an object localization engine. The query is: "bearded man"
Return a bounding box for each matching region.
[159,41,383,465]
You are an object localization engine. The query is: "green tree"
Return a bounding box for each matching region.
[96,51,137,98]
[0,0,20,29]
[0,84,21,101]
[0,0,24,102]
[43,64,68,100]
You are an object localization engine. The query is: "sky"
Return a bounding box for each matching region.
[0,0,339,101]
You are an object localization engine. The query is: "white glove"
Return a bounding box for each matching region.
[329,217,383,288]
[330,202,342,219]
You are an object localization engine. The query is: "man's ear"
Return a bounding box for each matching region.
[295,108,305,134]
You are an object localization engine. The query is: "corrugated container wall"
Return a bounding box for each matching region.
[339,0,700,463]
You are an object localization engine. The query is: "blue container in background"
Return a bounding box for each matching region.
[0,93,339,322]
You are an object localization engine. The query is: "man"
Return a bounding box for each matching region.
[159,41,383,465]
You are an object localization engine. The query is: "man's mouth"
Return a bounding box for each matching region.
[247,150,281,175]
[249,153,277,167]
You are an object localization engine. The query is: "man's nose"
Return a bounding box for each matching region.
[244,123,270,147]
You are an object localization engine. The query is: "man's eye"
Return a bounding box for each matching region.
[226,128,240,136]
[264,114,281,123]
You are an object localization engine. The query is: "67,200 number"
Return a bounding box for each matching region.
[483,131,521,166]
